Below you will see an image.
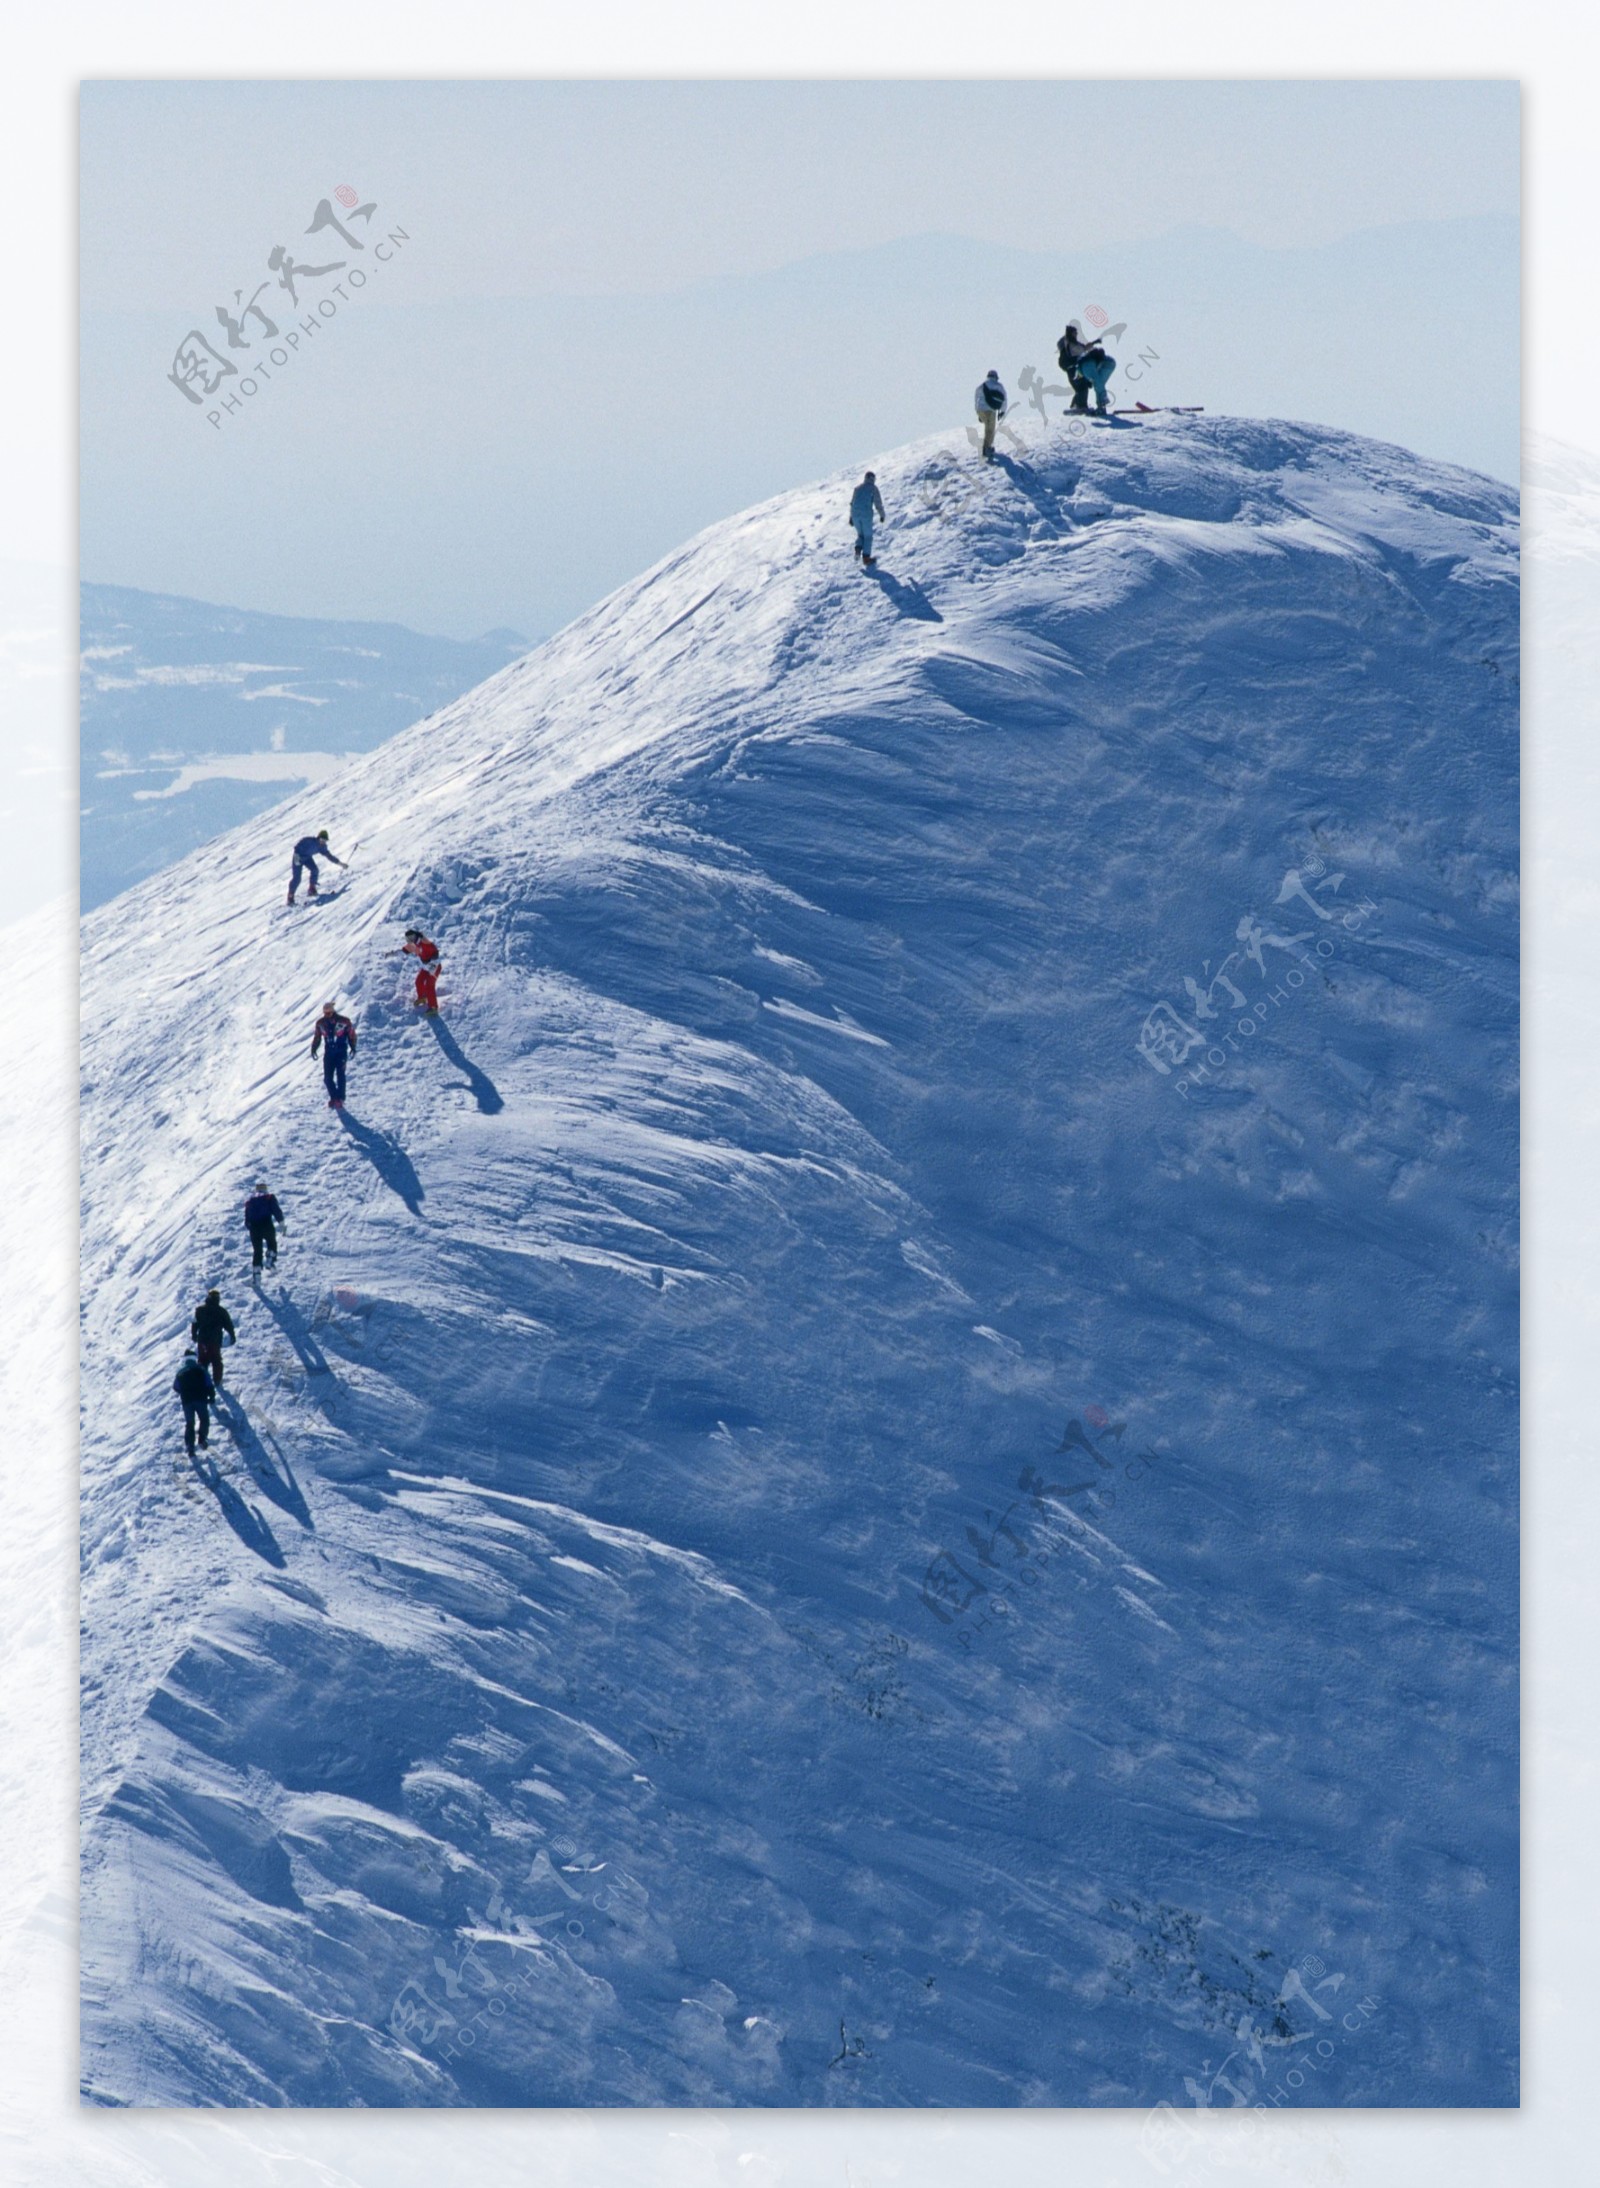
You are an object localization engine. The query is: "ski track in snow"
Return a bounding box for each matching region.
[77,416,1518,2108]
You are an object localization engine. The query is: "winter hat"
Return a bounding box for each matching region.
[206,1290,220,1304]
[317,829,330,842]
[863,471,876,482]
[183,1348,197,1360]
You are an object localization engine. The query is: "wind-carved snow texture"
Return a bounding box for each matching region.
[79,417,1517,2109]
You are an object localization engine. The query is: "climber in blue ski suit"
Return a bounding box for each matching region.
[850,472,886,565]
[311,1003,357,1107]
[244,1184,285,1269]
[287,830,346,904]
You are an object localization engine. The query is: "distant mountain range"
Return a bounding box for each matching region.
[79,585,531,910]
[83,218,1518,646]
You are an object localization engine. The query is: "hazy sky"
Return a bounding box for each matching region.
[81,79,1517,309]
[80,80,1519,636]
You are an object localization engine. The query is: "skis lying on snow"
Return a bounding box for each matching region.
[1110,403,1205,415]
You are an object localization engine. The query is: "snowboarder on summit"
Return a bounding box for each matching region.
[172,1350,215,1454]
[1057,323,1116,415]
[244,1182,285,1270]
[190,1288,236,1389]
[975,370,1008,459]
[400,927,441,1013]
[311,1002,357,1107]
[287,829,346,904]
[849,471,885,566]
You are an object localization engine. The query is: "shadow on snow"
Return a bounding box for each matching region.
[337,1109,425,1212]
[424,1011,505,1115]
[256,1284,334,1381]
[864,567,944,622]
[215,1390,314,1531]
[190,1447,287,1567]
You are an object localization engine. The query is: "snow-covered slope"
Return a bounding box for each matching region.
[79,415,1518,2110]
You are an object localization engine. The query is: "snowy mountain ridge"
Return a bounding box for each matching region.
[79,414,1518,2108]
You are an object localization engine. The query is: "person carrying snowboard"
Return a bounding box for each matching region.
[190,1287,237,1388]
[244,1181,285,1270]
[849,471,885,566]
[287,829,346,904]
[173,1349,215,1455]
[311,1002,357,1108]
[1057,323,1116,416]
[401,927,441,1013]
[974,370,1008,460]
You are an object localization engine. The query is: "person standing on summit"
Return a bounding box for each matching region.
[849,471,885,566]
[1057,323,1117,415]
[974,370,1008,460]
[311,1001,358,1108]
[287,829,346,904]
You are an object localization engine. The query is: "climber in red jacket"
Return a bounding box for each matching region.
[402,927,441,1014]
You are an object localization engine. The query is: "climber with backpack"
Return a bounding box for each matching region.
[974,370,1008,460]
[190,1288,237,1389]
[1057,323,1117,416]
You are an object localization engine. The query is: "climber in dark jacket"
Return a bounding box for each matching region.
[1057,322,1117,415]
[190,1289,237,1387]
[173,1351,215,1453]
[244,1184,285,1270]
